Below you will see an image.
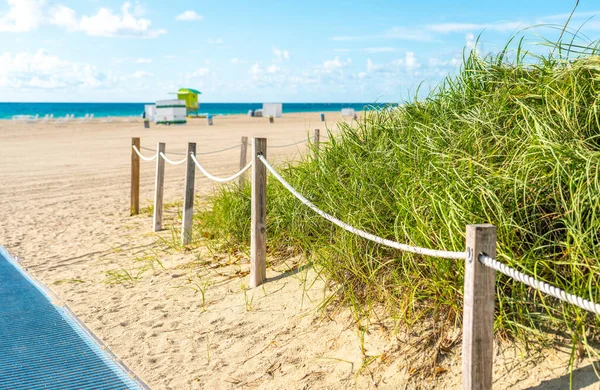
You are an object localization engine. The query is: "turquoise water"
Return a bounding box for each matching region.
[0,102,392,119]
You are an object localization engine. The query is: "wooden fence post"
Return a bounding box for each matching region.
[250,137,267,288]
[239,136,248,187]
[131,137,140,215]
[463,224,496,390]
[181,142,196,245]
[153,142,166,232]
[313,129,320,154]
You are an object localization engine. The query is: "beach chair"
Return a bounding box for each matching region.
[56,114,69,124]
[80,114,90,122]
[25,114,38,124]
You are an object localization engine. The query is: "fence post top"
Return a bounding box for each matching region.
[466,224,496,230]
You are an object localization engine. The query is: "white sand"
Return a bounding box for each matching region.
[0,113,597,389]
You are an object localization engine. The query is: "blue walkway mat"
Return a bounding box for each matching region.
[0,246,148,390]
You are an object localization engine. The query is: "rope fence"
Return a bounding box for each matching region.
[132,145,157,162]
[480,254,600,315]
[269,139,308,148]
[141,142,242,156]
[257,154,465,260]
[159,152,187,165]
[130,133,599,390]
[190,154,252,183]
[129,131,319,243]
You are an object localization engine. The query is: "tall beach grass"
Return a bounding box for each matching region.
[194,37,600,365]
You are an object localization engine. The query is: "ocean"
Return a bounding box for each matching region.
[0,102,392,120]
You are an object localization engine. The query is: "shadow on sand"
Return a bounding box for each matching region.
[265,263,313,283]
[527,362,600,390]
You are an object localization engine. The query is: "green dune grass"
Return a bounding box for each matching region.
[194,38,600,364]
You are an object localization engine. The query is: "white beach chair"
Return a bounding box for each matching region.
[25,114,38,124]
[80,114,90,122]
[56,114,70,124]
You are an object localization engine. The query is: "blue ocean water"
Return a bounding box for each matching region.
[0,102,392,119]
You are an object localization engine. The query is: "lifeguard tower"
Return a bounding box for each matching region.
[173,88,201,117]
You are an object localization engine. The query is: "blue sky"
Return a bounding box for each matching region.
[0,0,598,103]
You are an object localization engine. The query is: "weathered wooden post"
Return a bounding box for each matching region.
[153,142,166,232]
[250,137,267,288]
[239,136,248,187]
[181,142,196,245]
[131,137,140,215]
[313,129,320,154]
[463,224,496,390]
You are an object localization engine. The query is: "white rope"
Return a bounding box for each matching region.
[258,154,466,260]
[479,254,600,315]
[132,145,157,162]
[269,139,308,149]
[190,153,252,183]
[159,152,187,165]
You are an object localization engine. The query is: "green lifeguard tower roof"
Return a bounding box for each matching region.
[171,88,201,113]
[177,88,202,95]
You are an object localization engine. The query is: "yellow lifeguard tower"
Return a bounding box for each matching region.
[173,88,201,116]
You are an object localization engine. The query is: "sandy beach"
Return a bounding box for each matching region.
[0,112,597,389]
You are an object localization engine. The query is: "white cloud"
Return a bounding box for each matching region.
[0,0,45,32]
[185,68,209,78]
[539,10,600,22]
[272,47,290,61]
[363,47,400,53]
[125,70,153,79]
[136,57,152,63]
[207,38,223,44]
[231,58,241,64]
[132,1,145,17]
[266,64,280,73]
[176,10,203,21]
[426,21,525,33]
[465,32,476,49]
[392,52,420,70]
[0,49,107,89]
[363,52,421,77]
[47,2,166,38]
[332,26,434,42]
[427,57,460,68]
[249,63,262,76]
[323,57,352,71]
[49,5,77,30]
[79,2,165,37]
[0,1,165,37]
